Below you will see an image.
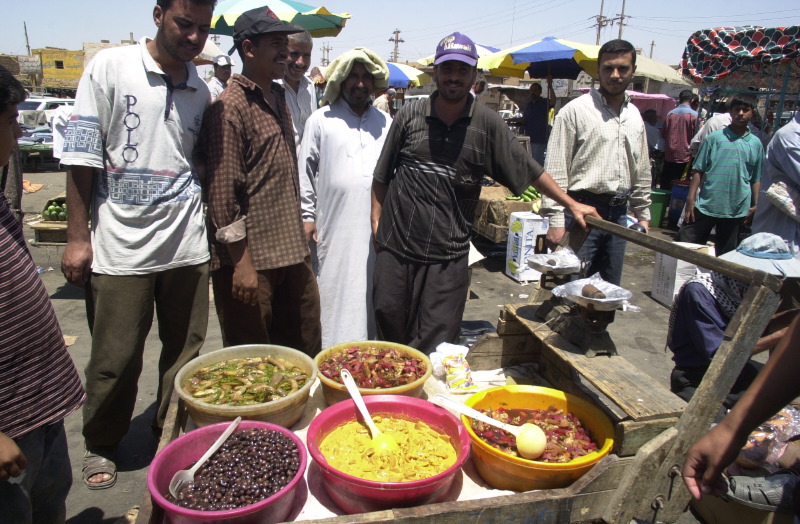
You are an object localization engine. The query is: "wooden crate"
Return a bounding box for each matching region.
[30,220,67,245]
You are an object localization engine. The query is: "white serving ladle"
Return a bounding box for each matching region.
[340,369,399,453]
[432,394,547,460]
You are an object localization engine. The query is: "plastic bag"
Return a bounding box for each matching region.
[527,248,581,275]
[431,342,479,394]
[736,406,800,470]
[552,273,633,311]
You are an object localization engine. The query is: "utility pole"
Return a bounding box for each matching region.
[616,0,628,39]
[23,21,31,55]
[649,40,655,58]
[320,43,332,67]
[593,0,612,45]
[389,29,404,63]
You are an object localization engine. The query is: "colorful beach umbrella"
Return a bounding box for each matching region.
[386,62,430,88]
[211,0,350,38]
[480,37,600,79]
[415,43,500,67]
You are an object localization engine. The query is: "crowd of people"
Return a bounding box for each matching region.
[2,0,800,519]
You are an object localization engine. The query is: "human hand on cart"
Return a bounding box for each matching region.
[682,422,744,500]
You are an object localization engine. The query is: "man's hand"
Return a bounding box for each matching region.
[638,220,650,233]
[303,221,318,243]
[232,262,259,307]
[0,432,27,481]
[61,240,93,286]
[546,227,565,250]
[683,199,696,224]
[566,201,600,230]
[743,205,757,226]
[682,423,743,500]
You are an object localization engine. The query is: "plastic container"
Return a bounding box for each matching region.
[306,395,471,514]
[174,344,317,428]
[314,341,432,406]
[649,188,670,229]
[147,420,307,524]
[669,182,691,228]
[463,385,614,491]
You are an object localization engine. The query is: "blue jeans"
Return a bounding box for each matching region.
[530,142,546,167]
[0,422,72,524]
[564,195,629,286]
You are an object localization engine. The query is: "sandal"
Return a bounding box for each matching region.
[83,450,117,490]
[725,470,799,513]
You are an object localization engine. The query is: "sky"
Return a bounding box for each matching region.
[2,0,799,70]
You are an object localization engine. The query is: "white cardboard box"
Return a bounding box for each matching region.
[651,242,713,307]
[505,212,549,282]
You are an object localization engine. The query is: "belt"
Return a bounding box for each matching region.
[568,190,629,207]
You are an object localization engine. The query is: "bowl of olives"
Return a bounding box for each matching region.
[147,420,307,524]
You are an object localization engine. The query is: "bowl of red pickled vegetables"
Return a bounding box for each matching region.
[314,341,432,406]
[463,385,614,491]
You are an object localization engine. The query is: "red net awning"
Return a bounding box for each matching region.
[681,26,800,84]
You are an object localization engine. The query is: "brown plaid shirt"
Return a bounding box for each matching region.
[199,74,308,271]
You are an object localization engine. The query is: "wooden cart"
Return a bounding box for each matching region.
[139,216,784,523]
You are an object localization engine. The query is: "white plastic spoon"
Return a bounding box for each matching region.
[340,369,399,453]
[432,394,547,460]
[168,416,242,498]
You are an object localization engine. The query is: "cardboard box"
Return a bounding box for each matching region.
[651,242,712,307]
[505,212,549,282]
[473,185,535,243]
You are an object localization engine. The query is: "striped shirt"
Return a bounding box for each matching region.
[374,92,542,263]
[693,127,763,218]
[199,74,309,272]
[0,193,85,439]
[542,89,651,228]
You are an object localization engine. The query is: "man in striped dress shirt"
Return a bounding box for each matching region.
[541,39,652,286]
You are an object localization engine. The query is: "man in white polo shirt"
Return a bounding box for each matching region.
[59,0,214,489]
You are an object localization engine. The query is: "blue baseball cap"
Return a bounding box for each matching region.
[720,232,800,278]
[434,32,479,66]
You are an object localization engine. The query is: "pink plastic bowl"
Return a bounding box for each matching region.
[306,395,471,514]
[147,420,307,524]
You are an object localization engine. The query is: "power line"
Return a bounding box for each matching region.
[389,29,404,62]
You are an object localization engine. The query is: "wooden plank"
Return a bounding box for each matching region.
[467,332,538,371]
[507,303,685,422]
[615,418,680,457]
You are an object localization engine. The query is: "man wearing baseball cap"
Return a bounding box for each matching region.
[371,31,598,354]
[197,7,322,356]
[208,54,232,101]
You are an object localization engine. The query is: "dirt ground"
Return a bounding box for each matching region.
[19,167,703,523]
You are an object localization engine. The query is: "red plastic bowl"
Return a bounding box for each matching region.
[147,420,307,524]
[306,395,471,514]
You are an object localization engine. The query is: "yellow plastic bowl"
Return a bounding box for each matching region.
[464,385,614,491]
[175,344,317,428]
[314,341,432,406]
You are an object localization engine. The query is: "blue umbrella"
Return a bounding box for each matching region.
[386,63,430,88]
[481,37,600,79]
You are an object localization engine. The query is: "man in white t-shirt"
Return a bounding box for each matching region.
[208,54,232,101]
[59,0,213,490]
[281,29,316,150]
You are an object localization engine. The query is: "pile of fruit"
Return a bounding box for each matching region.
[43,202,67,221]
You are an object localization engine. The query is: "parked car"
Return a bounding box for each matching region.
[17,96,74,127]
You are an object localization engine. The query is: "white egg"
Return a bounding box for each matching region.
[516,423,546,459]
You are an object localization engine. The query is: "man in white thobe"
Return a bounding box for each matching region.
[299,48,391,348]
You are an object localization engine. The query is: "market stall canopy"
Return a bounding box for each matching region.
[387,63,430,88]
[211,0,350,38]
[681,26,800,84]
[634,55,690,85]
[193,39,237,66]
[415,43,500,67]
[480,37,600,79]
